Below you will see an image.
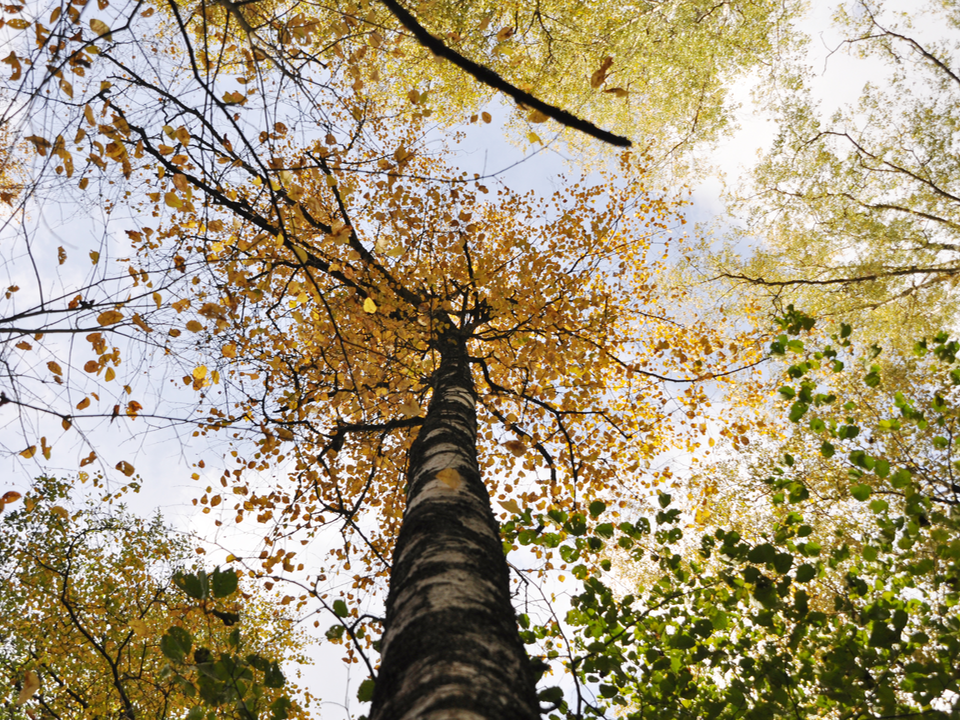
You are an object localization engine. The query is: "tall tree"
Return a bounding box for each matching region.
[0,0,766,715]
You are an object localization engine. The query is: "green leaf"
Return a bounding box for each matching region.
[890,468,912,489]
[264,660,285,689]
[357,678,375,703]
[795,564,816,583]
[174,571,207,600]
[850,484,872,501]
[211,567,238,598]
[588,500,606,517]
[160,626,193,663]
[270,697,292,720]
[333,599,349,618]
[773,552,794,575]
[747,543,776,565]
[788,401,809,422]
[538,686,564,703]
[820,441,835,458]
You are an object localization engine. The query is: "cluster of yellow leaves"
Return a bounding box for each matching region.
[1,478,313,719]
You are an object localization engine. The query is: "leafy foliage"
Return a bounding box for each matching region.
[713,0,960,343]
[0,478,310,720]
[510,313,959,718]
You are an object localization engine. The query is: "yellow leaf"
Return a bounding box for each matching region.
[129,618,150,637]
[222,344,237,358]
[499,499,521,515]
[20,446,36,459]
[293,245,309,263]
[503,440,528,457]
[481,111,492,124]
[363,297,378,313]
[193,365,208,380]
[1,491,22,504]
[528,109,549,124]
[186,320,204,332]
[164,191,182,208]
[399,398,420,417]
[591,56,613,89]
[97,310,123,326]
[116,460,135,477]
[83,361,99,374]
[16,670,39,706]
[152,292,162,308]
[6,18,30,30]
[104,367,115,382]
[47,361,63,376]
[526,132,542,145]
[79,177,89,190]
[51,505,69,520]
[84,104,96,126]
[436,467,462,489]
[89,18,112,40]
[604,87,629,98]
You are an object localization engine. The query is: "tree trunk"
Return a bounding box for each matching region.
[369,329,539,720]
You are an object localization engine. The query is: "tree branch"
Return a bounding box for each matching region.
[376,0,631,147]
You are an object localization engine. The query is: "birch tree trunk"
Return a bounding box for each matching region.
[369,329,539,720]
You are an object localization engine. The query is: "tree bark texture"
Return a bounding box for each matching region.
[369,330,539,720]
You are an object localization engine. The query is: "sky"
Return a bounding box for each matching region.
[0,0,939,716]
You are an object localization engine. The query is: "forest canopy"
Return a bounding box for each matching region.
[0,0,957,718]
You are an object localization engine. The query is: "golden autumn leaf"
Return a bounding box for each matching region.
[20,446,36,459]
[222,344,237,358]
[498,499,522,515]
[436,468,462,489]
[503,440,528,457]
[398,398,420,418]
[590,56,614,89]
[47,361,63,376]
[51,505,69,520]
[1,491,22,504]
[83,360,99,374]
[16,670,40,706]
[528,110,549,124]
[363,298,378,314]
[90,18,112,40]
[129,618,150,637]
[186,320,204,332]
[97,310,124,326]
[193,366,208,380]
[116,460,135,477]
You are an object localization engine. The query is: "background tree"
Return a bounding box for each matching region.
[0,475,313,719]
[507,313,959,718]
[704,0,960,346]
